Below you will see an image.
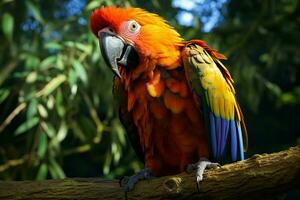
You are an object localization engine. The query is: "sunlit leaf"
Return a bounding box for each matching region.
[2,12,14,41]
[41,122,56,138]
[38,104,48,118]
[68,69,78,96]
[86,0,102,11]
[40,56,57,70]
[36,74,66,97]
[56,54,64,70]
[46,95,55,110]
[75,43,92,53]
[26,71,38,83]
[103,151,112,175]
[36,163,48,180]
[44,42,62,50]
[57,121,68,142]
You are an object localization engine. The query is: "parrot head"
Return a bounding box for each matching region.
[90,6,183,78]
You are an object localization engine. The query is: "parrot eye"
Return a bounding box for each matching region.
[128,20,140,33]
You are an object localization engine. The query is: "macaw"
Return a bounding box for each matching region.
[90,6,248,191]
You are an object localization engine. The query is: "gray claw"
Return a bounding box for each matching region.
[187,158,220,192]
[120,168,153,192]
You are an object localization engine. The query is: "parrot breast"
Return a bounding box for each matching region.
[125,66,210,176]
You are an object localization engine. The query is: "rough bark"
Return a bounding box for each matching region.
[0,146,299,200]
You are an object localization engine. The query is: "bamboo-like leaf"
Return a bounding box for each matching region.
[14,117,39,135]
[37,104,48,118]
[2,12,14,41]
[0,89,9,104]
[25,72,37,83]
[38,132,47,158]
[86,0,102,11]
[72,59,87,84]
[25,0,44,24]
[36,75,66,97]
[44,42,62,50]
[49,157,65,179]
[55,89,65,117]
[26,99,38,119]
[41,122,55,138]
[36,163,48,180]
[40,56,57,70]
[57,121,68,142]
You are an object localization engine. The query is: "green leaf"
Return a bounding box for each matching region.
[68,69,78,96]
[72,59,87,84]
[38,132,47,158]
[57,121,68,142]
[49,157,65,179]
[25,54,40,69]
[40,56,57,70]
[36,74,66,97]
[2,12,14,41]
[27,99,38,119]
[36,163,48,180]
[265,81,282,97]
[42,122,56,138]
[44,42,62,50]
[25,71,38,83]
[68,69,77,86]
[15,117,39,135]
[37,104,48,118]
[75,43,92,53]
[86,1,102,11]
[103,151,112,175]
[0,89,9,104]
[55,89,65,117]
[56,55,64,70]
[25,0,44,24]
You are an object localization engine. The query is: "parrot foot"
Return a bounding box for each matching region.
[119,168,153,192]
[186,158,220,192]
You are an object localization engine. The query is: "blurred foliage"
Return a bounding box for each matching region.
[0,0,299,185]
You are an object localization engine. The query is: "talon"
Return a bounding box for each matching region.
[119,176,129,187]
[196,176,201,192]
[187,158,220,193]
[120,168,154,192]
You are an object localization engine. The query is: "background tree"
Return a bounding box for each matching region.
[0,0,299,197]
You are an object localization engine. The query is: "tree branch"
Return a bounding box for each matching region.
[0,146,299,200]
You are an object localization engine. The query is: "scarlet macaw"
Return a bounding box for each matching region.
[90,6,248,191]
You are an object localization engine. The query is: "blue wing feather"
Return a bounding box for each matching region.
[216,116,222,160]
[237,122,244,160]
[230,120,238,161]
[220,119,229,158]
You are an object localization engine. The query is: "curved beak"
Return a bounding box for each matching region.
[98,32,139,78]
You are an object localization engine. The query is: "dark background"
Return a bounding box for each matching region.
[0,0,299,197]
